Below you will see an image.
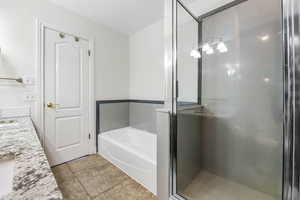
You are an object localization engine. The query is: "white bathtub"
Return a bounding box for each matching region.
[98,127,157,195]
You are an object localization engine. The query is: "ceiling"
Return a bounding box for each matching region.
[49,0,164,35]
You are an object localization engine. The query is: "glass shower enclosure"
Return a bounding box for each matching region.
[168,0,300,199]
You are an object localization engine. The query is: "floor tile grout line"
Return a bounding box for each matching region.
[53,155,157,200]
[92,175,132,199]
[74,175,93,199]
[88,166,131,199]
[66,160,122,199]
[93,155,156,198]
[56,163,92,199]
[99,159,156,196]
[66,155,111,174]
[67,163,94,199]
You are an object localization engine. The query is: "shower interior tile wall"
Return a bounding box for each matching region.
[129,103,163,133]
[99,102,164,134]
[176,0,283,198]
[100,103,130,133]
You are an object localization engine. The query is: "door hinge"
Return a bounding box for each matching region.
[88,50,91,56]
[88,133,91,140]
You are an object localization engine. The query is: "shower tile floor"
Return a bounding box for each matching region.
[181,171,278,200]
[52,154,157,200]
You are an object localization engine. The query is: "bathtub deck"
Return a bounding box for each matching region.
[52,154,157,200]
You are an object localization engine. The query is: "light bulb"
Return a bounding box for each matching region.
[264,77,270,83]
[190,49,201,59]
[260,35,270,41]
[227,68,236,76]
[202,43,210,52]
[206,47,214,55]
[217,42,228,53]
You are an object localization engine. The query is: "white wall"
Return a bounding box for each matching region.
[0,0,129,133]
[129,20,165,101]
[127,0,239,102]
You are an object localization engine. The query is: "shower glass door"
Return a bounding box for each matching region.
[174,0,283,199]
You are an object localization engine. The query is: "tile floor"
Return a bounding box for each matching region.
[52,154,157,200]
[181,171,278,200]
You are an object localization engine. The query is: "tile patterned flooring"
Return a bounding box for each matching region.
[52,154,157,200]
[181,171,277,200]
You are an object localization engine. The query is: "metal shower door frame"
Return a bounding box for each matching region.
[167,0,300,199]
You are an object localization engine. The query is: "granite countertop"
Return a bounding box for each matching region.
[0,117,63,200]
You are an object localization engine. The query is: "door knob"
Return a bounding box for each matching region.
[47,102,60,108]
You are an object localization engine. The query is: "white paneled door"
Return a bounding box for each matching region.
[44,28,90,166]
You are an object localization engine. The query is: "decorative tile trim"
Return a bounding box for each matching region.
[96,99,164,104]
[96,100,129,104]
[129,99,164,104]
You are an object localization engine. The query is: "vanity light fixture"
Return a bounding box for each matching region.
[217,41,228,53]
[190,49,201,59]
[206,46,214,55]
[202,43,210,52]
[202,42,215,55]
[202,40,228,55]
